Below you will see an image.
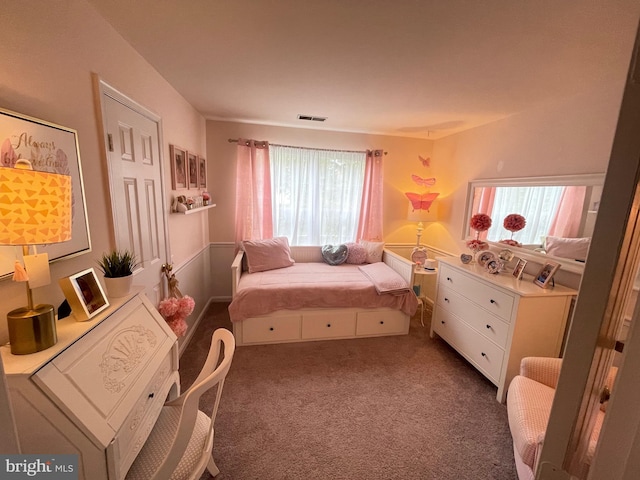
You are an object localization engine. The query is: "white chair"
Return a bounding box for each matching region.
[126,328,236,480]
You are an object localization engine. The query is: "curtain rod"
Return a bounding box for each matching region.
[227,138,387,156]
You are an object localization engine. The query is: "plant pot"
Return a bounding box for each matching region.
[104,275,133,298]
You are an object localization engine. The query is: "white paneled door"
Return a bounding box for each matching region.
[97,78,170,305]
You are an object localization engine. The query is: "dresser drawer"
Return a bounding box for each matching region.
[436,286,510,348]
[242,315,301,344]
[433,308,504,384]
[356,311,407,336]
[439,264,515,322]
[302,312,356,339]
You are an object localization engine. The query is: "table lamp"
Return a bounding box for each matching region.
[0,161,72,354]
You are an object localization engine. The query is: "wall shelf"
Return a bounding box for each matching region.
[175,203,216,215]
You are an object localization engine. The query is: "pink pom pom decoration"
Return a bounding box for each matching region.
[158,295,195,337]
[158,298,179,317]
[466,239,489,252]
[177,295,195,316]
[503,214,526,233]
[469,213,492,232]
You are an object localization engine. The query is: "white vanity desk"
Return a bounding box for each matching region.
[431,257,577,402]
[1,288,179,480]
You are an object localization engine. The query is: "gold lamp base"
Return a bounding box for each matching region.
[7,304,57,355]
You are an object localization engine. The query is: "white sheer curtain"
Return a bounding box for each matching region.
[487,186,564,244]
[270,145,366,245]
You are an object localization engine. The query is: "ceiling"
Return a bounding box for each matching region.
[88,0,638,139]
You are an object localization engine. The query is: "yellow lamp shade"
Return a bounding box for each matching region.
[0,167,72,245]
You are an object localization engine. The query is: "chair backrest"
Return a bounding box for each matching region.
[152,328,236,479]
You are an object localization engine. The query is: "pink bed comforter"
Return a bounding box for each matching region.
[228,262,418,322]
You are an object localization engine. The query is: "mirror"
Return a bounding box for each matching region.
[463,174,605,273]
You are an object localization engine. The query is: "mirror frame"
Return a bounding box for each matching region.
[463,173,606,274]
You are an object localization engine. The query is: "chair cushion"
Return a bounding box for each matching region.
[507,375,555,470]
[126,406,212,480]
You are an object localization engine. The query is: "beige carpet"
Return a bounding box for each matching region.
[180,303,517,480]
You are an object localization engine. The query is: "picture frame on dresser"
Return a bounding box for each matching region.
[512,258,527,280]
[58,268,110,321]
[170,144,187,189]
[534,261,560,288]
[187,151,199,189]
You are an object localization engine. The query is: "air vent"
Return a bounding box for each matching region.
[297,114,327,122]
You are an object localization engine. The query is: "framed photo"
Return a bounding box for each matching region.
[58,268,110,321]
[476,250,496,267]
[512,258,527,280]
[170,144,187,189]
[534,261,561,288]
[0,108,91,279]
[187,152,198,189]
[198,155,207,189]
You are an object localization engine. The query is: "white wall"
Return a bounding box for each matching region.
[0,0,208,343]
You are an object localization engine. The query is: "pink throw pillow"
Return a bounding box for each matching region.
[242,237,295,273]
[345,242,368,264]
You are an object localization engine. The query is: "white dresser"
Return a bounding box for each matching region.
[1,289,179,480]
[431,257,577,402]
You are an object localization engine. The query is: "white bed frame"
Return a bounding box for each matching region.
[230,247,416,346]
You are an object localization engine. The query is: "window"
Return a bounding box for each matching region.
[485,186,564,244]
[270,145,366,245]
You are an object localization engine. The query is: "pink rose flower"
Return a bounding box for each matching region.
[503,214,526,233]
[466,239,489,252]
[470,213,492,232]
[499,239,522,247]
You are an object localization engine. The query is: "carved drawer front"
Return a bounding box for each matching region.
[356,310,407,336]
[242,314,301,344]
[433,308,504,384]
[33,295,176,448]
[436,286,509,348]
[110,352,178,480]
[439,265,515,322]
[302,312,356,339]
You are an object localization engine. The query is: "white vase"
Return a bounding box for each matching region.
[104,275,133,298]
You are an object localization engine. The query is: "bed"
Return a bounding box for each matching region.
[229,242,418,346]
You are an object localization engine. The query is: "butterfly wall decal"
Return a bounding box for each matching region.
[405,192,440,212]
[411,174,436,187]
[419,155,430,167]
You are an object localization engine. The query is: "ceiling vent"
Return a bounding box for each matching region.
[297,114,327,122]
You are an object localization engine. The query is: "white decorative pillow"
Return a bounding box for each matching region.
[545,236,591,261]
[241,237,295,273]
[359,240,385,263]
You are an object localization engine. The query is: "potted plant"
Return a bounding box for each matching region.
[97,249,138,298]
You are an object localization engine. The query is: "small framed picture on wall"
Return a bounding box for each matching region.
[533,261,561,289]
[187,152,199,189]
[198,156,207,189]
[170,145,187,190]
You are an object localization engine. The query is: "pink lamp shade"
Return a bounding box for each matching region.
[405,192,439,213]
[0,167,72,245]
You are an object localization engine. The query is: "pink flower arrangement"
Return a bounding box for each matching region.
[202,192,211,201]
[466,239,489,253]
[158,295,195,337]
[498,239,521,247]
[503,214,526,233]
[469,213,492,233]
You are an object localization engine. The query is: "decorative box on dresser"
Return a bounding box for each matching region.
[1,288,179,480]
[431,257,577,403]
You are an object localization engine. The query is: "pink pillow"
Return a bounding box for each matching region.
[345,242,368,264]
[242,237,295,273]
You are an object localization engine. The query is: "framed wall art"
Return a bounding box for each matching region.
[198,155,207,189]
[170,144,187,189]
[58,268,110,321]
[187,151,198,189]
[534,261,561,288]
[0,108,91,278]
